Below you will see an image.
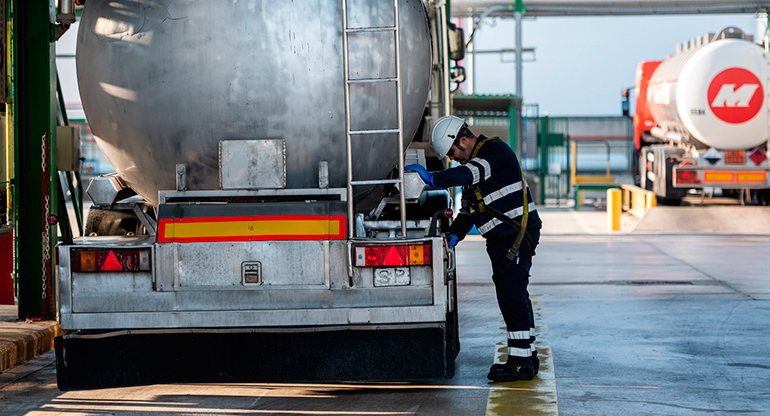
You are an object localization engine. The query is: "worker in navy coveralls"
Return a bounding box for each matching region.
[405,115,542,382]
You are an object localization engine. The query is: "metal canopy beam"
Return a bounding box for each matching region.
[452,1,770,16]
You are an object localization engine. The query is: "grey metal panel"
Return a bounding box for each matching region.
[56,246,73,327]
[60,305,448,330]
[329,242,351,290]
[70,286,434,314]
[76,0,431,206]
[219,139,286,190]
[155,243,176,292]
[452,1,770,16]
[72,272,153,294]
[431,238,447,309]
[174,241,330,288]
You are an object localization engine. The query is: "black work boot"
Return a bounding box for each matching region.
[487,358,535,382]
[489,353,539,375]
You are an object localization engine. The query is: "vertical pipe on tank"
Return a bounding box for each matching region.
[441,3,451,116]
[341,0,354,238]
[394,0,407,238]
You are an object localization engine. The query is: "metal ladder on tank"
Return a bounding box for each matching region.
[341,0,407,238]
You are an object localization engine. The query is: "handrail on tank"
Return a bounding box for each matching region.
[341,0,407,238]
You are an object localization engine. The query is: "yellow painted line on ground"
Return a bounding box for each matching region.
[486,342,558,416]
[486,299,558,415]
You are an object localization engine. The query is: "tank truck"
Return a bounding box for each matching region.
[55,0,466,389]
[631,27,770,204]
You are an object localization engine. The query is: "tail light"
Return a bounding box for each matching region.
[675,169,700,185]
[353,244,432,267]
[71,249,151,272]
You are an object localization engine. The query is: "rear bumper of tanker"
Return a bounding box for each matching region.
[57,238,450,330]
[55,236,457,389]
[673,165,770,189]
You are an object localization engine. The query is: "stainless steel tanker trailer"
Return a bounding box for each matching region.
[55,0,465,389]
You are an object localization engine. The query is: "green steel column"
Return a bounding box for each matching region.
[11,0,57,319]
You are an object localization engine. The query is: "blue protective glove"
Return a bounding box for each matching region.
[446,233,459,248]
[404,164,436,189]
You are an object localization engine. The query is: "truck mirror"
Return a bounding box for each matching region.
[450,66,466,84]
[621,88,630,117]
[447,22,465,61]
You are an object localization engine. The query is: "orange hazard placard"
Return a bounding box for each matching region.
[157,215,346,243]
[724,151,746,165]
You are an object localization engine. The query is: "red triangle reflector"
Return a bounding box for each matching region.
[382,246,405,266]
[102,251,123,271]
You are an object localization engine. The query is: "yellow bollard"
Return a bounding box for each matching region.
[607,188,621,231]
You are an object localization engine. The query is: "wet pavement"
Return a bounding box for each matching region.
[1,205,769,414]
[535,233,770,415]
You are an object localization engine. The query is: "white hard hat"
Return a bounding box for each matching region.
[430,115,467,159]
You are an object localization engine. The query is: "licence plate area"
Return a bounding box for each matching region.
[374,267,410,287]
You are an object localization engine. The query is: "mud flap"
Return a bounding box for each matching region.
[55,326,454,390]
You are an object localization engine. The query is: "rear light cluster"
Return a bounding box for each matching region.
[72,249,151,272]
[354,244,432,267]
[675,169,701,185]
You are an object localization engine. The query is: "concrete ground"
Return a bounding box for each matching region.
[1,203,769,415]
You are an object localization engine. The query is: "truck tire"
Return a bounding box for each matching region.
[84,208,145,236]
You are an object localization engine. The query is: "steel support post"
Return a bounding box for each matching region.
[513,0,524,158]
[514,0,523,97]
[11,0,57,319]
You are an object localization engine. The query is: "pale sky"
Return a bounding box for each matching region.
[57,12,761,118]
[454,13,761,115]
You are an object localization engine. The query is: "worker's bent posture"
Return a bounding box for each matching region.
[406,115,542,382]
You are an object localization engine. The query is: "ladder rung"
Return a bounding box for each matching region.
[346,27,396,34]
[349,129,400,135]
[347,77,397,85]
[351,179,401,186]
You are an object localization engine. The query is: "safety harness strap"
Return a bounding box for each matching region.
[466,137,534,277]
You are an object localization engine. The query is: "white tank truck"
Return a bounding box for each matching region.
[632,27,770,204]
[55,0,466,389]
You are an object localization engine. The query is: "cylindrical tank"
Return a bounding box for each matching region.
[77,0,432,206]
[647,37,769,150]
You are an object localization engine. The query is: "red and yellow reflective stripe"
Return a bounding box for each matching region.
[703,171,734,183]
[157,215,346,243]
[737,172,767,183]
